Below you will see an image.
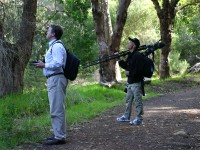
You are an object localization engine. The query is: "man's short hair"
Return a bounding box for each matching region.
[50,24,63,40]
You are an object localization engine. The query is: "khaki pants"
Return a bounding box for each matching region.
[46,74,67,140]
[124,82,143,120]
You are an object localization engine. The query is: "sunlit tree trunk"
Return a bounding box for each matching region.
[151,0,180,79]
[0,0,37,96]
[110,0,131,81]
[91,0,130,85]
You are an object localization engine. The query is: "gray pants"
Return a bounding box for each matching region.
[46,74,67,140]
[124,82,143,120]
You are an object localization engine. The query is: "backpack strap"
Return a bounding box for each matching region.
[50,40,67,53]
[152,51,155,61]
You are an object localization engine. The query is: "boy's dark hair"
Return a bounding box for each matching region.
[50,24,63,40]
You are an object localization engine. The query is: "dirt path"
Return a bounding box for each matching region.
[16,85,200,150]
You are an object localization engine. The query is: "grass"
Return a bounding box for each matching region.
[0,82,126,149]
[0,74,199,149]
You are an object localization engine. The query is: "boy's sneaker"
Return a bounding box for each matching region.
[129,119,142,125]
[116,115,130,122]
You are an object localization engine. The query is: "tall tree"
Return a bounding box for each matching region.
[0,0,37,96]
[151,0,180,79]
[91,0,131,85]
[152,0,200,78]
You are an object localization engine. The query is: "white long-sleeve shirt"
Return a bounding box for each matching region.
[43,40,67,77]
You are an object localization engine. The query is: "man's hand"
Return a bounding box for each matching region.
[125,71,129,76]
[114,52,123,61]
[33,60,45,68]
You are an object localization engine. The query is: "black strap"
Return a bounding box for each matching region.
[46,73,64,79]
[50,40,68,54]
[49,40,67,72]
[141,80,145,96]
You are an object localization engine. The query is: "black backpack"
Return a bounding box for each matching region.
[143,56,155,78]
[51,41,80,81]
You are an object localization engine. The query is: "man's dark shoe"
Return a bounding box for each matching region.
[45,135,55,141]
[44,137,66,145]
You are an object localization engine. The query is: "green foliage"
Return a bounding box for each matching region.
[0,91,49,149]
[24,64,47,92]
[59,17,98,63]
[31,0,97,65]
[0,103,15,132]
[173,2,200,63]
[0,77,162,149]
[169,50,190,75]
[59,0,91,24]
[0,83,125,149]
[2,72,199,149]
[31,0,163,75]
[121,0,160,48]
[0,92,48,118]
[1,1,22,43]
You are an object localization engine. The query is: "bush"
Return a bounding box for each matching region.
[169,50,189,75]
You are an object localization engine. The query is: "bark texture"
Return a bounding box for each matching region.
[151,0,179,79]
[91,0,131,85]
[0,0,37,96]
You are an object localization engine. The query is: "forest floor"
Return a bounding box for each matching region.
[15,76,200,150]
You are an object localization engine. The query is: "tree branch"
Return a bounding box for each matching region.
[151,0,161,13]
[176,1,200,12]
[196,55,200,60]
[171,0,180,8]
[38,3,68,14]
[110,0,131,53]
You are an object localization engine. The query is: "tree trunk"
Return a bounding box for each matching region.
[91,0,110,84]
[91,0,131,85]
[110,0,131,82]
[151,0,179,79]
[0,0,37,96]
[159,13,172,78]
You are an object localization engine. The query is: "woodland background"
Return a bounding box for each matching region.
[0,0,199,96]
[0,0,200,149]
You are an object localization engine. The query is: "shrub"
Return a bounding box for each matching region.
[169,50,189,75]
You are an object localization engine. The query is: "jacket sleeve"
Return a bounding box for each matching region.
[118,60,127,70]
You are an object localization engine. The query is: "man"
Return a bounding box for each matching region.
[116,37,144,125]
[34,24,67,145]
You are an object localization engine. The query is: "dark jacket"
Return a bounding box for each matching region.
[119,50,144,84]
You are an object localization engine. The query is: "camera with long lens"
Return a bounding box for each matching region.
[82,40,165,68]
[141,41,165,57]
